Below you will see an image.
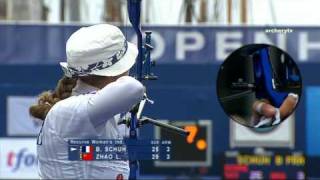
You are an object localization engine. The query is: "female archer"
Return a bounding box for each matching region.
[30,24,144,179]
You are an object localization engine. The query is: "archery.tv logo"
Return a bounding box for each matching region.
[265,28,293,34]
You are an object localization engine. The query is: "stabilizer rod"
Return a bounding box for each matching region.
[118,116,190,137]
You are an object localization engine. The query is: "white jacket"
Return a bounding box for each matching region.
[37,76,144,179]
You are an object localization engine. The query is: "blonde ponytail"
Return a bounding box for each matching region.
[29,76,77,120]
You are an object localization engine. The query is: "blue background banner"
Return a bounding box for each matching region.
[1,24,320,64]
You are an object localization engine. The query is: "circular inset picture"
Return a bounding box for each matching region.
[217,44,302,128]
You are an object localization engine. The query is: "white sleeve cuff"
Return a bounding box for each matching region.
[272,108,281,125]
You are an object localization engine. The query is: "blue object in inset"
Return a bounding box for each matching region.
[253,48,288,107]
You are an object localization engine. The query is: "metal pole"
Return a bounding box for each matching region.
[241,0,247,24]
[227,0,232,24]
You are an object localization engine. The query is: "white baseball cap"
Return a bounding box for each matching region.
[60,24,138,77]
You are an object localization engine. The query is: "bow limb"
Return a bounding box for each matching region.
[127,0,143,179]
[128,0,143,81]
